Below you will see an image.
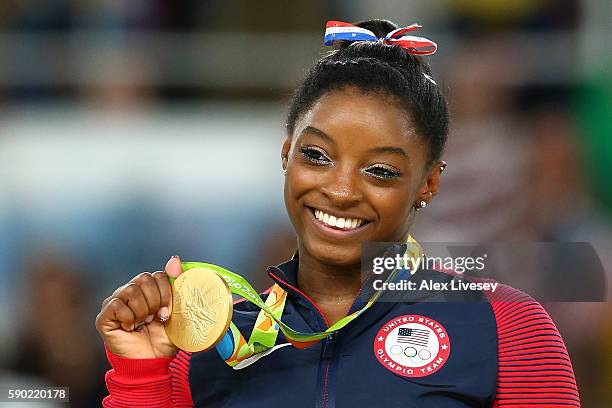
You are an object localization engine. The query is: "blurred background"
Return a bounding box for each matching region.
[0,0,610,406]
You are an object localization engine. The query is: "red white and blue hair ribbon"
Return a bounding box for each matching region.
[323,21,437,55]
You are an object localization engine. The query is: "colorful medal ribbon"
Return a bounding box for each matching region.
[181,236,422,367]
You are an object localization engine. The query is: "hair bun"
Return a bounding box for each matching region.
[354,19,398,38]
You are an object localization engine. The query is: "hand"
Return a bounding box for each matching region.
[95,255,183,359]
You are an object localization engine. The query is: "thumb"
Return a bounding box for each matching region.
[165,255,183,281]
[163,255,182,321]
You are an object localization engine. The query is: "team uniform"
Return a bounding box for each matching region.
[102,257,580,407]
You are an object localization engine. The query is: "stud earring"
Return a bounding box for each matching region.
[281,155,288,176]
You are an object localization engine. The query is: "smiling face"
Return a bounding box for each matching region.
[282,86,439,266]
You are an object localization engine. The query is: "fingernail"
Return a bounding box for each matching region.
[165,255,180,270]
[159,307,169,321]
[165,255,182,278]
[145,315,154,324]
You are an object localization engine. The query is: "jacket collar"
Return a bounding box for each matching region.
[268,242,406,286]
[265,245,406,311]
[266,257,301,295]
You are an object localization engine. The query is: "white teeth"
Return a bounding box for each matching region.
[312,208,365,230]
[328,215,337,226]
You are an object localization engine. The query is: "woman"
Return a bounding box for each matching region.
[96,19,580,407]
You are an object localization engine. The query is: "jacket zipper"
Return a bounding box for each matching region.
[322,361,330,408]
[319,332,337,408]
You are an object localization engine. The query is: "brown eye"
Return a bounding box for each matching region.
[300,146,331,165]
[363,165,401,180]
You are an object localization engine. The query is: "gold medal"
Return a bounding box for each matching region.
[165,267,233,352]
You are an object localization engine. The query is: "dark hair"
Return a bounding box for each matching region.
[286,19,448,164]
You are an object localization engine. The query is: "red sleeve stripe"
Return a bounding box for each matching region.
[496,391,580,399]
[498,353,573,361]
[495,385,579,391]
[495,304,548,322]
[498,378,578,384]
[498,343,570,352]
[495,403,580,404]
[499,329,567,342]
[496,391,578,398]
[169,351,194,407]
[499,360,574,368]
[496,311,553,326]
[498,320,557,337]
[498,328,568,341]
[497,338,569,351]
[487,284,580,406]
[494,404,579,407]
[498,380,576,395]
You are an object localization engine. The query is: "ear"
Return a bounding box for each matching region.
[281,135,292,171]
[416,160,446,206]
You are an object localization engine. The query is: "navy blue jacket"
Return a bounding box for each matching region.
[103,258,580,407]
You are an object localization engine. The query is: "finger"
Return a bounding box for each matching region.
[152,271,172,322]
[102,282,130,309]
[97,297,136,332]
[131,272,161,319]
[102,295,112,309]
[115,283,149,326]
[165,255,183,279]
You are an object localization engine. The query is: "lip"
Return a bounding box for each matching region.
[306,206,371,239]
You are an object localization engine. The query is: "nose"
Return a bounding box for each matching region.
[320,166,363,209]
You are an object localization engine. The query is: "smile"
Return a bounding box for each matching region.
[308,207,370,233]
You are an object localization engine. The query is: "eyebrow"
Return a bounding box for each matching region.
[367,146,409,159]
[299,126,336,145]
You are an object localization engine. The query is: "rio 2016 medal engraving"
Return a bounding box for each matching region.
[165,267,233,352]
